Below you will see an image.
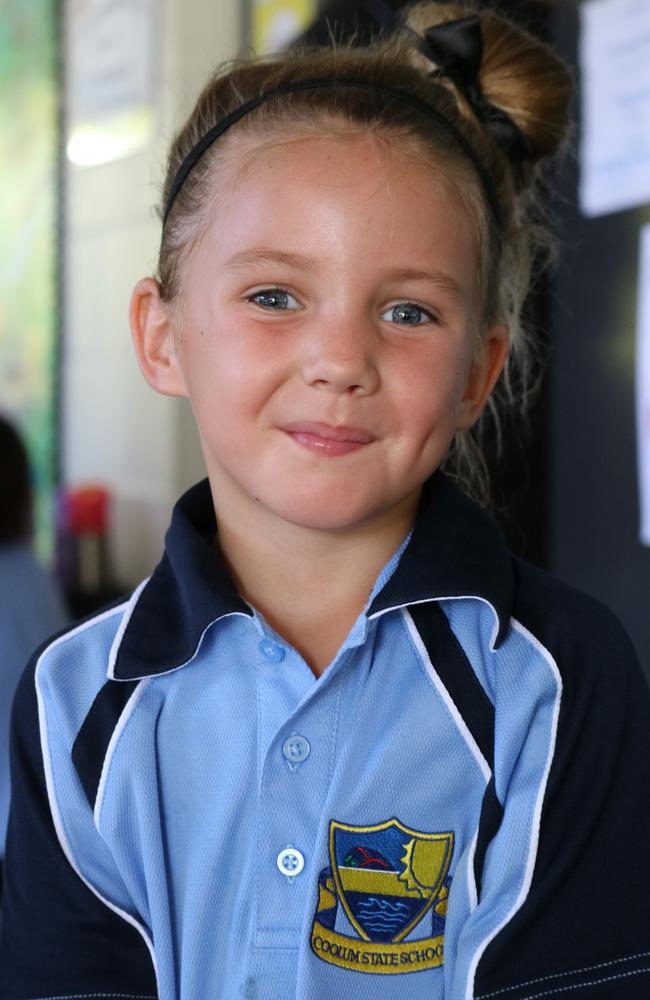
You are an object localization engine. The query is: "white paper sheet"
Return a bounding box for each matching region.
[580,0,650,218]
[65,0,155,166]
[637,225,650,545]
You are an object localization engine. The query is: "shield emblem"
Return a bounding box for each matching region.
[329,818,454,943]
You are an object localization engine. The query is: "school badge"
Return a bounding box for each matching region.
[311,818,454,974]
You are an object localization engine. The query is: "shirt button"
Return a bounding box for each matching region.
[259,639,285,662]
[276,847,305,877]
[282,734,311,765]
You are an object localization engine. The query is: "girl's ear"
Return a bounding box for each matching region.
[456,324,510,430]
[129,277,188,397]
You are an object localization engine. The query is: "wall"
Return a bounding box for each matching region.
[62,0,241,587]
[547,3,650,670]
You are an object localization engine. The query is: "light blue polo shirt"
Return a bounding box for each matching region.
[3,473,650,1000]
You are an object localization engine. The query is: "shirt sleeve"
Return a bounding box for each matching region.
[472,562,650,1000]
[0,650,158,999]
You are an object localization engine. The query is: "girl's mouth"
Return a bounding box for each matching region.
[282,421,375,456]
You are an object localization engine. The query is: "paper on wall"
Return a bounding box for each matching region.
[637,225,650,545]
[580,0,650,218]
[65,0,155,167]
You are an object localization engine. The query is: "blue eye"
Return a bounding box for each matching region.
[249,287,299,310]
[380,302,435,326]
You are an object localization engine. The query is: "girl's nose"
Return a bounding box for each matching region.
[300,314,380,396]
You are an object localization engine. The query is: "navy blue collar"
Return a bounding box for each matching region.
[111,473,513,680]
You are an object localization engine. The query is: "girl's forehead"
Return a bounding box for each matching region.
[212,126,474,224]
[226,125,446,182]
[232,124,405,159]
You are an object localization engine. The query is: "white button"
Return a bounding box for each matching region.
[259,639,285,662]
[276,847,305,877]
[282,734,310,765]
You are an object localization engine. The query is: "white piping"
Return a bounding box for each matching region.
[372,595,502,651]
[465,618,563,1000]
[466,828,480,913]
[107,578,150,679]
[402,608,492,783]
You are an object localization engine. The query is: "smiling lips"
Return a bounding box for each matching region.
[282,421,375,456]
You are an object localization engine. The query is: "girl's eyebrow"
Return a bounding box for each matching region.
[223,249,319,273]
[223,248,463,298]
[383,267,463,300]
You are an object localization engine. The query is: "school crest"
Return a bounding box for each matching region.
[311,818,454,974]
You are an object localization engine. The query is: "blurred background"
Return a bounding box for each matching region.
[1,0,649,672]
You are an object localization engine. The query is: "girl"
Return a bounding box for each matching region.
[2,3,649,999]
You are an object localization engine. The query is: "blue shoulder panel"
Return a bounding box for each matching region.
[0,616,158,997]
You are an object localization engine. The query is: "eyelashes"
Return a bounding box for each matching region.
[248,287,297,311]
[247,287,439,327]
[379,303,437,326]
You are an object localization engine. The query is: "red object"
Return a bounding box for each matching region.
[65,486,110,535]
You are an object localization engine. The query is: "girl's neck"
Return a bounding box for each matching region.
[210,482,418,676]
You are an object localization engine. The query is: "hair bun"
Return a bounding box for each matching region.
[404,2,573,166]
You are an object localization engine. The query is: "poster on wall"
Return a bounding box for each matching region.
[0,0,58,559]
[580,0,650,218]
[250,0,317,54]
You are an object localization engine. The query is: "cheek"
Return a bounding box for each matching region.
[177,326,242,392]
[178,327,287,433]
[390,340,471,429]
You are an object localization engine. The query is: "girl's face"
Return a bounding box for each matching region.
[134,131,507,536]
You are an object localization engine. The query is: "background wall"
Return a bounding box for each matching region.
[549,3,650,669]
[63,0,241,587]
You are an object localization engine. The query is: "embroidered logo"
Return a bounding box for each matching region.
[311,817,454,974]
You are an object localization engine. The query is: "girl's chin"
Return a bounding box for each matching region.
[257,488,416,535]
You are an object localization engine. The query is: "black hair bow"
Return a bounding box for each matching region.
[421,14,484,90]
[361,0,535,165]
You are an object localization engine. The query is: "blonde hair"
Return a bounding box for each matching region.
[157,2,573,503]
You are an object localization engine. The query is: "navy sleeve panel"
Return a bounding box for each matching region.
[474,559,650,1000]
[407,603,504,898]
[72,678,140,808]
[0,649,158,999]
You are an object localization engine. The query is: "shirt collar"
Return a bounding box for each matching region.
[110,479,250,680]
[366,472,513,645]
[111,472,513,681]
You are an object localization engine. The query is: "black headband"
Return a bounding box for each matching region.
[162,76,503,229]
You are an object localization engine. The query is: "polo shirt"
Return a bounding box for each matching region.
[1,473,649,1000]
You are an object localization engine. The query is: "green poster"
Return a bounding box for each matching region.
[0,0,59,559]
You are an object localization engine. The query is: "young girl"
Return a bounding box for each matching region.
[2,3,649,999]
